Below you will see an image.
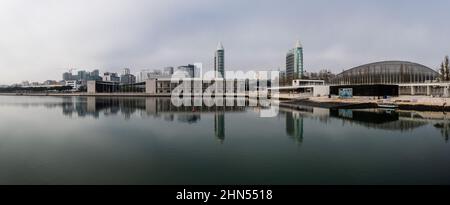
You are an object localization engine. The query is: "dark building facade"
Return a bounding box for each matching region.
[120,74,136,84]
[330,84,399,97]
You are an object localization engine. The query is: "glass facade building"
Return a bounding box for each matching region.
[286,40,304,81]
[330,61,439,85]
[215,42,225,78]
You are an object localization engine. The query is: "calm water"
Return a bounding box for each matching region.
[0,95,449,185]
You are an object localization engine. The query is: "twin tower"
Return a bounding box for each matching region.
[213,40,303,80]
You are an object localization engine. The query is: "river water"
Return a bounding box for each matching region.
[0,96,449,185]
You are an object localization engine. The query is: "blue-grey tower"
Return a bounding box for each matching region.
[286,40,304,81]
[214,42,225,78]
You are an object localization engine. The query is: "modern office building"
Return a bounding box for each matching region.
[62,72,72,81]
[331,61,439,85]
[78,70,88,81]
[214,42,225,78]
[91,69,101,80]
[120,68,136,84]
[62,69,101,81]
[120,74,136,84]
[286,40,304,81]
[103,72,120,82]
[135,70,150,82]
[174,65,195,78]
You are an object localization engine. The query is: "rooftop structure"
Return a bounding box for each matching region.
[331,61,439,85]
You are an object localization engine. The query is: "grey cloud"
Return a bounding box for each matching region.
[0,0,449,84]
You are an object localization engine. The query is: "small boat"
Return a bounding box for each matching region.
[378,103,398,109]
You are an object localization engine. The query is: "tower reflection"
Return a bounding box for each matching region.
[285,112,304,145]
[57,97,250,143]
[25,96,450,143]
[214,112,225,143]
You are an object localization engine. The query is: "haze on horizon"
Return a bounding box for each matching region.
[1,0,449,84]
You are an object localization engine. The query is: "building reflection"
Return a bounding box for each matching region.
[330,109,428,131]
[15,96,450,143]
[58,97,246,120]
[285,112,304,145]
[434,123,450,143]
[214,112,225,143]
[56,97,249,143]
[281,107,445,145]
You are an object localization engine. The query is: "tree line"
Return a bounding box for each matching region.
[0,86,73,93]
[440,55,450,81]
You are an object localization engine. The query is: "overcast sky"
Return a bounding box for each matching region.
[0,0,449,84]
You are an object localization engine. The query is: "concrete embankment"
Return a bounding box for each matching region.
[279,99,377,110]
[397,104,450,112]
[278,96,450,112]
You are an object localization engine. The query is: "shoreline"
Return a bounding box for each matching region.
[2,92,450,112]
[279,99,450,112]
[0,92,173,97]
[287,96,450,112]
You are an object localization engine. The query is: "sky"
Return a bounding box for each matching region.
[1,0,450,84]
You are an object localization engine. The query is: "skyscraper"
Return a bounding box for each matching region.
[286,40,304,82]
[214,42,225,78]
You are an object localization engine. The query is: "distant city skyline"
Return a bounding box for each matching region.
[1,0,450,84]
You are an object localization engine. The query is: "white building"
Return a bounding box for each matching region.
[135,70,150,83]
[293,79,325,86]
[193,63,203,78]
[122,68,131,75]
[65,80,81,90]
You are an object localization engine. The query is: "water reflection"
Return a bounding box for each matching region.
[285,112,303,145]
[63,97,450,142]
[434,123,450,143]
[281,107,449,144]
[69,97,233,143]
[1,96,449,143]
[214,112,225,143]
[330,109,428,131]
[60,97,246,119]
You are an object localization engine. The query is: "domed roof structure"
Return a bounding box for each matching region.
[331,61,439,85]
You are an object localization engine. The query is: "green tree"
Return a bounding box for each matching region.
[445,55,450,81]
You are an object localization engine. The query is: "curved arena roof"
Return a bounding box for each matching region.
[331,61,439,85]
